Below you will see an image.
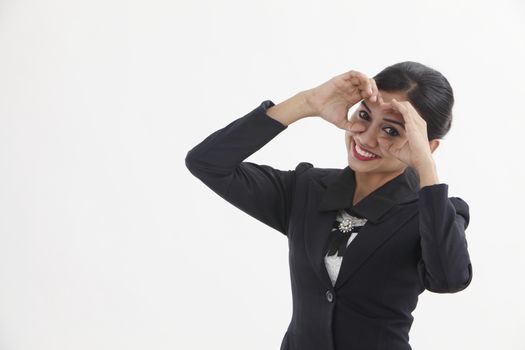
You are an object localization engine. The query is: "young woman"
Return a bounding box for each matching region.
[185,61,473,350]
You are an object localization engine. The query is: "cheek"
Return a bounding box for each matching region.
[378,134,407,148]
[345,132,356,152]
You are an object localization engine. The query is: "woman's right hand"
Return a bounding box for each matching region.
[305,70,382,132]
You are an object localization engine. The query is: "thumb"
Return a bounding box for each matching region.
[339,120,354,131]
[378,138,393,157]
[348,122,365,133]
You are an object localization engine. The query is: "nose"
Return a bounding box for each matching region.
[356,127,379,150]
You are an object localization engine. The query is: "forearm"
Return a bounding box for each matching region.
[417,184,472,293]
[265,90,317,126]
[185,100,288,176]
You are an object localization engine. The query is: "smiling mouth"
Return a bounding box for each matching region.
[352,139,380,160]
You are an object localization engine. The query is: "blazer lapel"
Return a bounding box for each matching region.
[304,180,340,289]
[332,205,418,289]
[304,165,421,290]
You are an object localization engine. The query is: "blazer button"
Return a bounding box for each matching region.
[326,290,334,303]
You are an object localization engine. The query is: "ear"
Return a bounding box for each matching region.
[429,139,440,154]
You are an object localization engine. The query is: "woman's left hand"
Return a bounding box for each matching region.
[377,98,434,169]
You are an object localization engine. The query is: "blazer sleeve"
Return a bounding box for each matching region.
[185,99,307,236]
[416,183,473,293]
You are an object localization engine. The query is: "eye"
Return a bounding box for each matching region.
[383,127,399,137]
[359,110,400,137]
[358,110,370,120]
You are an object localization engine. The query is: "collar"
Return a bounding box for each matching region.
[317,165,421,223]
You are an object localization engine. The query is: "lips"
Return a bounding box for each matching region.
[352,139,380,160]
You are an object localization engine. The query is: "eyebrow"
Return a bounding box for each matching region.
[361,101,405,130]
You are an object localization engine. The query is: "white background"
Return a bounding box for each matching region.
[1,0,524,349]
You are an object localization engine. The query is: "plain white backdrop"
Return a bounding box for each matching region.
[0,0,524,349]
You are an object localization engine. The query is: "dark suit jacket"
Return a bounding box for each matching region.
[185,99,473,350]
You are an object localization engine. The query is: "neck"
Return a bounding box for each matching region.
[353,168,405,205]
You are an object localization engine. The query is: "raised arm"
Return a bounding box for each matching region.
[184,92,313,235]
[185,70,381,236]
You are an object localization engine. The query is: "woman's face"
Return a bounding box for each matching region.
[345,90,409,174]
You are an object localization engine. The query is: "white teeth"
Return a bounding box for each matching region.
[355,143,377,158]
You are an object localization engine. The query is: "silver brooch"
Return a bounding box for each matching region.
[337,211,367,233]
[338,218,354,232]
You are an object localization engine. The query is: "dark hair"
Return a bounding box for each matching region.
[372,61,454,140]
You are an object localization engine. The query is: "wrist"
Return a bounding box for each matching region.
[415,160,440,188]
[414,155,435,171]
[265,90,316,126]
[301,89,319,117]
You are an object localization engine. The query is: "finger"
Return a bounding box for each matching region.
[352,122,366,132]
[378,138,393,156]
[347,120,366,134]
[390,98,412,113]
[343,70,363,83]
[379,101,395,114]
[389,98,408,118]
[400,138,409,149]
[360,89,371,99]
[342,120,365,134]
[360,75,373,96]
[391,98,417,127]
[403,101,426,126]
[369,78,378,102]
[345,71,372,98]
[336,70,355,81]
[348,71,370,93]
[339,119,355,132]
[350,77,360,86]
[359,84,373,99]
[387,141,404,160]
[377,90,385,104]
[390,98,401,110]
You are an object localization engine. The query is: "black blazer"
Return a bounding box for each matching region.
[185,99,473,350]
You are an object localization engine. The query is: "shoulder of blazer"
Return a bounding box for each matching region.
[294,162,314,174]
[294,162,334,180]
[294,162,342,188]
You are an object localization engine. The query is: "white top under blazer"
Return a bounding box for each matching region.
[324,209,368,286]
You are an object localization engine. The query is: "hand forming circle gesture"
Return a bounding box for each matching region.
[377,98,434,169]
[306,70,382,131]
